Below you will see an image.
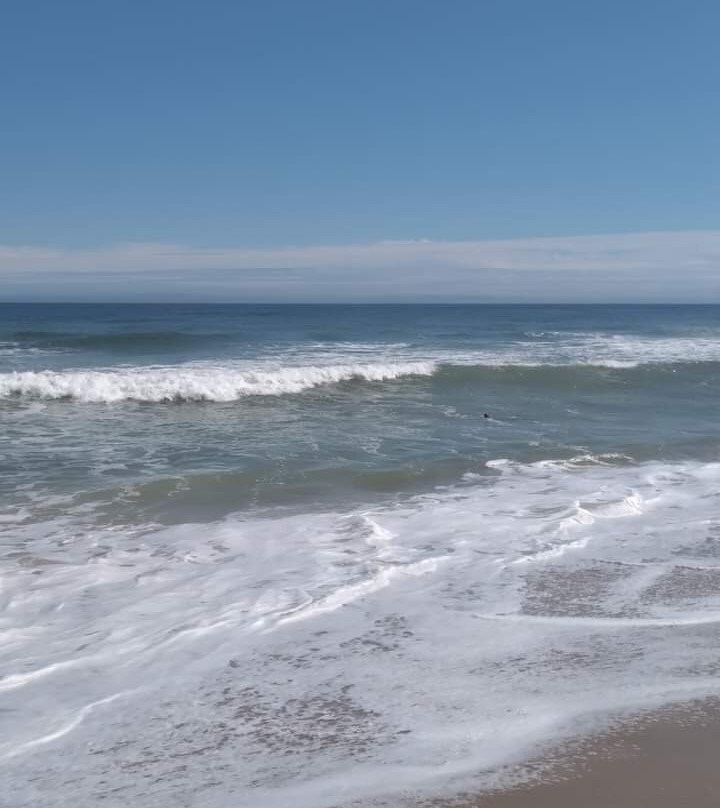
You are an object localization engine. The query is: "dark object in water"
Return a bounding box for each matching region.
[483,413,490,419]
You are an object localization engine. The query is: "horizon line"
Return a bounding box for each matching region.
[2,300,720,306]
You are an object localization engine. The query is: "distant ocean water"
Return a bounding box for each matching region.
[3,303,720,807]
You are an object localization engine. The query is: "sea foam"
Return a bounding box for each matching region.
[0,361,436,402]
[5,458,720,807]
[4,328,720,404]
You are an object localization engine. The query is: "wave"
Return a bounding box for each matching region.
[2,353,719,403]
[0,340,58,358]
[8,326,720,365]
[0,361,436,403]
[11,330,226,352]
[440,331,720,369]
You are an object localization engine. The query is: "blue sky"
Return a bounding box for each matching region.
[1,0,719,300]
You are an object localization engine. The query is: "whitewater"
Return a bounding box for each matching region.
[0,361,436,402]
[5,327,720,403]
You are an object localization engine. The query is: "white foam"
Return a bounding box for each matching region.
[475,611,720,628]
[5,459,720,806]
[3,330,720,406]
[0,361,436,402]
[377,331,720,369]
[485,332,720,368]
[265,555,447,629]
[0,690,135,760]
[0,655,97,692]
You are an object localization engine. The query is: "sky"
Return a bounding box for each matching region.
[1,0,718,302]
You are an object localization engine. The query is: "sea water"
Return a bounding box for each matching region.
[2,304,720,806]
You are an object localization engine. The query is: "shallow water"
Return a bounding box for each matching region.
[2,304,720,806]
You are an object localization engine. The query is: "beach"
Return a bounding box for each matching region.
[2,303,720,807]
[459,700,720,808]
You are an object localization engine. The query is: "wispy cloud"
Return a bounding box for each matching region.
[1,231,719,301]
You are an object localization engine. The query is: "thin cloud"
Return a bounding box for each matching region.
[1,231,719,301]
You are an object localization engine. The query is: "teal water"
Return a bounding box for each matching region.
[2,304,720,518]
[2,304,720,807]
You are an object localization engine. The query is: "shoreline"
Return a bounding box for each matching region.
[431,698,720,808]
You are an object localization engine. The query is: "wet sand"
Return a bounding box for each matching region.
[437,700,720,808]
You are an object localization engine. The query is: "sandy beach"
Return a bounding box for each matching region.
[443,700,720,808]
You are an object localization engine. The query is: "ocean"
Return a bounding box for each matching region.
[2,303,720,806]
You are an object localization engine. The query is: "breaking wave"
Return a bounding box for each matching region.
[4,328,720,404]
[0,361,436,403]
[2,355,720,404]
